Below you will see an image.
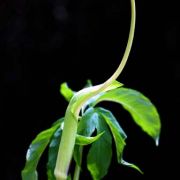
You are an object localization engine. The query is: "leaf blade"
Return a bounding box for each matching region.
[22,119,63,180]
[96,108,126,162]
[75,132,104,146]
[60,82,74,102]
[121,159,143,174]
[47,128,62,180]
[94,88,161,142]
[87,111,112,180]
[73,107,100,168]
[78,107,97,136]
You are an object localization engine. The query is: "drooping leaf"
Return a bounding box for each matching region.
[60,82,74,102]
[94,88,161,143]
[96,108,126,162]
[96,108,143,174]
[87,111,112,180]
[78,107,98,136]
[22,118,63,180]
[121,159,143,174]
[73,107,99,168]
[75,132,104,146]
[47,128,62,180]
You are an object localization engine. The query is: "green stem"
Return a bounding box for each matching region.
[102,0,136,87]
[54,0,136,179]
[54,108,78,180]
[73,147,83,180]
[74,0,136,118]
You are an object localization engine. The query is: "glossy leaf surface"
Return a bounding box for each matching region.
[22,119,63,180]
[87,112,112,180]
[94,88,161,143]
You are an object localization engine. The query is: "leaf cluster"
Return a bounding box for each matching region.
[22,81,161,180]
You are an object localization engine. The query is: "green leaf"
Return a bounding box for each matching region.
[96,108,126,162]
[47,128,62,180]
[73,107,99,167]
[87,112,112,180]
[22,119,63,180]
[96,108,143,174]
[78,107,98,136]
[121,159,143,174]
[67,175,72,180]
[60,82,74,102]
[94,88,161,143]
[76,132,104,146]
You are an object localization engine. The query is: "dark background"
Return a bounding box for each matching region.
[0,0,179,179]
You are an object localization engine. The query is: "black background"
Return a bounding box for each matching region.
[0,0,179,179]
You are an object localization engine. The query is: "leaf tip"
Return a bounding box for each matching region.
[60,82,74,101]
[121,159,144,174]
[155,136,160,146]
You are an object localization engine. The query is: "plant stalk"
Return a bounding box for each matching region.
[103,0,136,87]
[54,0,136,179]
[74,0,136,117]
[73,147,83,180]
[54,108,78,180]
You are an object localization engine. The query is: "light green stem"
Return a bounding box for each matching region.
[74,0,136,117]
[54,0,136,179]
[102,0,136,87]
[73,147,83,180]
[54,108,78,180]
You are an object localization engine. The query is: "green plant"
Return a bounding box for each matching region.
[21,0,161,180]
